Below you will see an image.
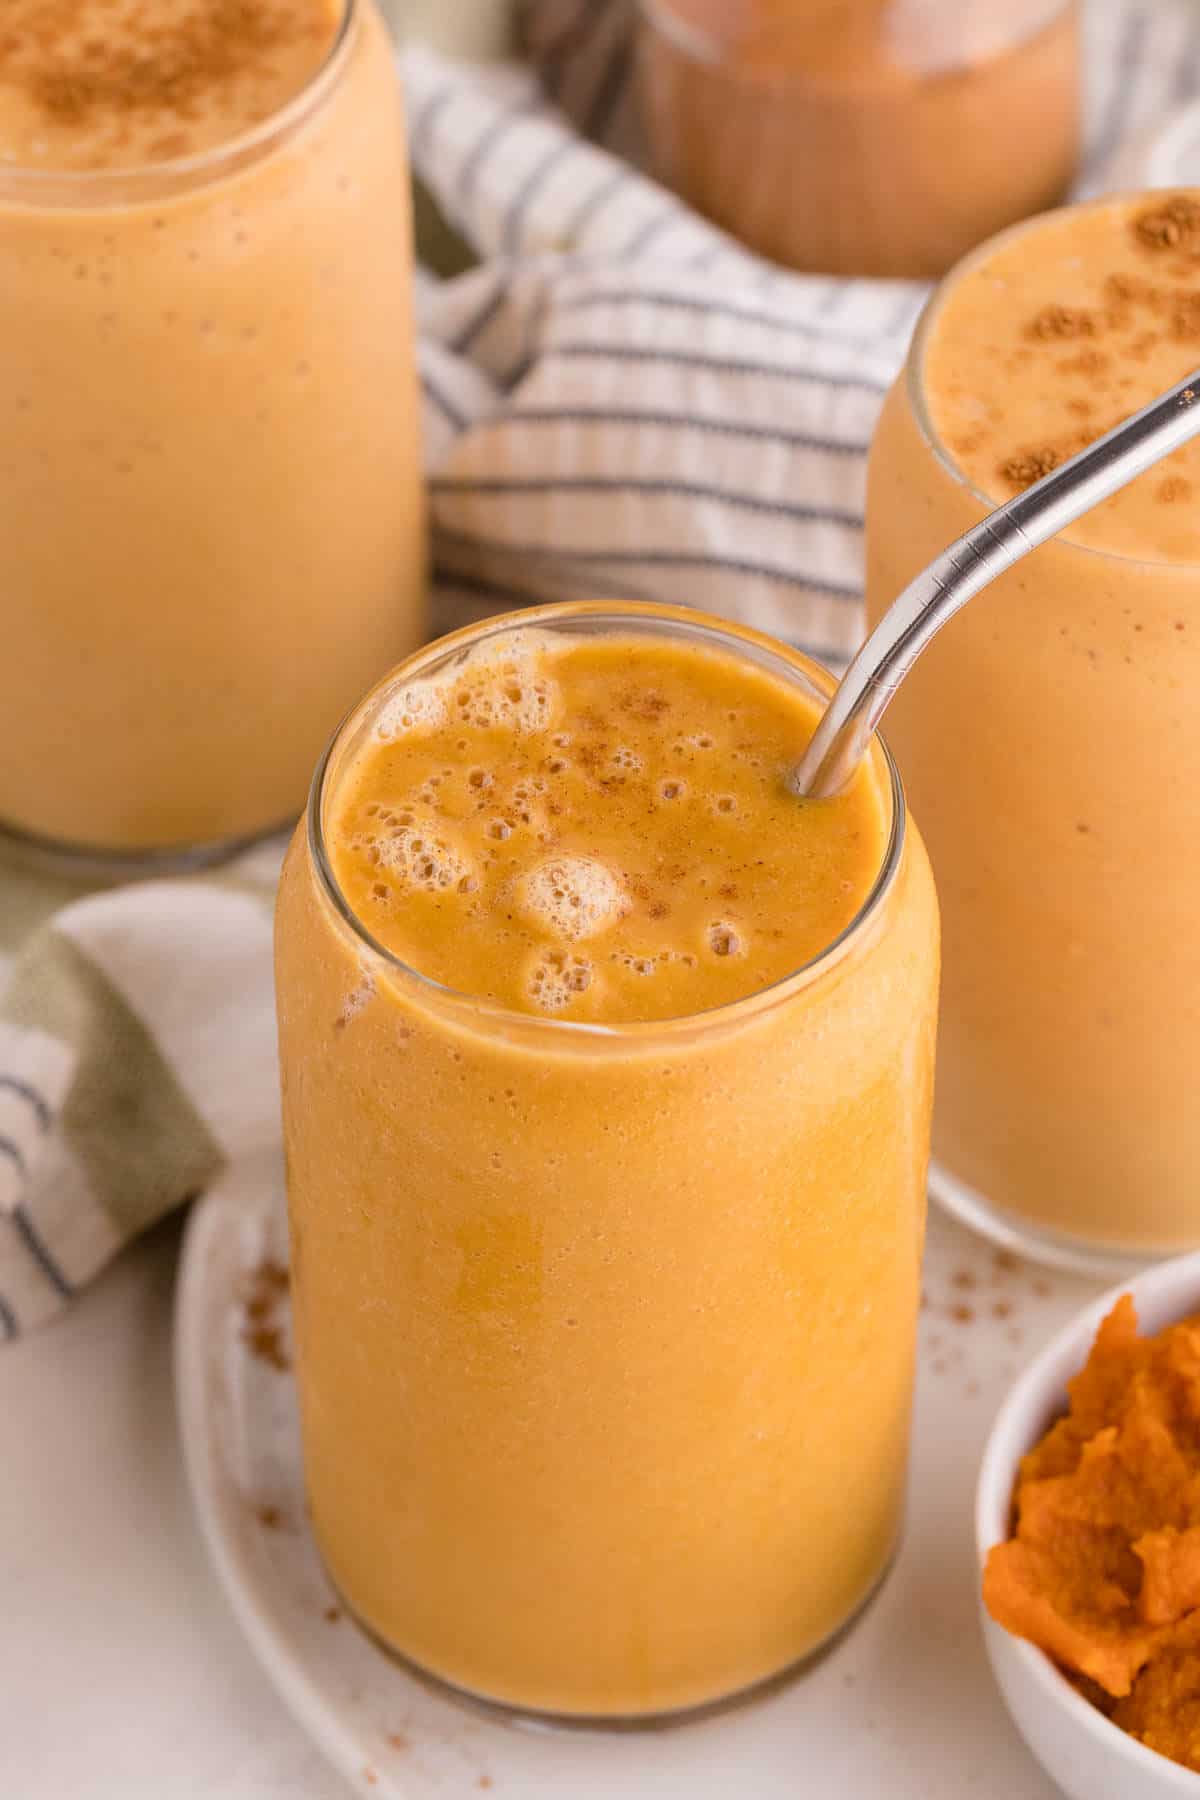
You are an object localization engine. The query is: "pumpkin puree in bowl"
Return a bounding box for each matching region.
[985,1294,1200,1771]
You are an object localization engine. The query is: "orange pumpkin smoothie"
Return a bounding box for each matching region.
[638,0,1080,279]
[0,0,424,862]
[275,601,939,1718]
[868,194,1200,1260]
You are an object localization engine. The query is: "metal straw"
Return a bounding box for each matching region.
[793,369,1200,799]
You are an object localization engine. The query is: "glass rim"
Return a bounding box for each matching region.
[305,599,908,1045]
[0,0,357,207]
[908,187,1200,571]
[637,0,1077,75]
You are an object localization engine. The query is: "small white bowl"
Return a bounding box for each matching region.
[976,1249,1200,1800]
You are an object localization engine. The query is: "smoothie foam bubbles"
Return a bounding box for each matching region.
[323,622,890,1025]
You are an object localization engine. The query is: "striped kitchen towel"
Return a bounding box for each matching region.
[1,0,1197,1336]
[413,0,1200,654]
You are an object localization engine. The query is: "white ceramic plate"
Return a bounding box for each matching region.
[174,1154,1105,1799]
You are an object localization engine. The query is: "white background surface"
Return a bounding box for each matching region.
[0,1217,343,1800]
[0,1202,1107,1798]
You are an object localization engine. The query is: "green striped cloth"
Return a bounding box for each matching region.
[0,841,283,1337]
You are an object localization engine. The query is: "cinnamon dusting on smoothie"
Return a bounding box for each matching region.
[1028,304,1094,340]
[927,193,1200,550]
[1134,193,1200,255]
[1158,476,1192,504]
[1000,446,1060,488]
[0,0,341,170]
[1171,293,1200,341]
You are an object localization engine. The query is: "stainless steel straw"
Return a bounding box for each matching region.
[793,370,1200,799]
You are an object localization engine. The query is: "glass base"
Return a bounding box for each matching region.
[928,1157,1160,1281]
[324,1537,900,1733]
[0,810,295,884]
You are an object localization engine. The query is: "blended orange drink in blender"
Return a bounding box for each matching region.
[0,0,424,861]
[276,601,939,1718]
[868,193,1200,1260]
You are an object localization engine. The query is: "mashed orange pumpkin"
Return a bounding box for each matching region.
[984,1294,1200,1772]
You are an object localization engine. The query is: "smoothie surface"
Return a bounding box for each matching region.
[0,0,343,171]
[923,192,1200,561]
[329,632,888,1023]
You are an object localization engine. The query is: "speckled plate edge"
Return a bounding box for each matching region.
[175,1157,506,1797]
[173,1155,418,1797]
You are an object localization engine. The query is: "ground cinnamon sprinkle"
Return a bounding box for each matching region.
[931,194,1200,562]
[239,1257,292,1371]
[1106,271,1161,306]
[1057,347,1110,377]
[1134,194,1200,256]
[244,1321,289,1370]
[2,1,329,129]
[982,204,1200,493]
[253,1257,289,1294]
[1001,420,1107,490]
[1158,475,1193,504]
[1000,446,1061,489]
[1028,304,1094,340]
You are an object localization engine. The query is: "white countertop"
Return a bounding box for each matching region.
[1,1208,1100,1798]
[0,1220,344,1800]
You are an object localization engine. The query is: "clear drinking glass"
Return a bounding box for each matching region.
[275,599,940,1722]
[867,198,1200,1272]
[0,0,425,872]
[637,0,1081,278]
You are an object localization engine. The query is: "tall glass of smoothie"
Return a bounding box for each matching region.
[0,0,424,867]
[868,192,1200,1267]
[637,0,1080,279]
[275,599,939,1719]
